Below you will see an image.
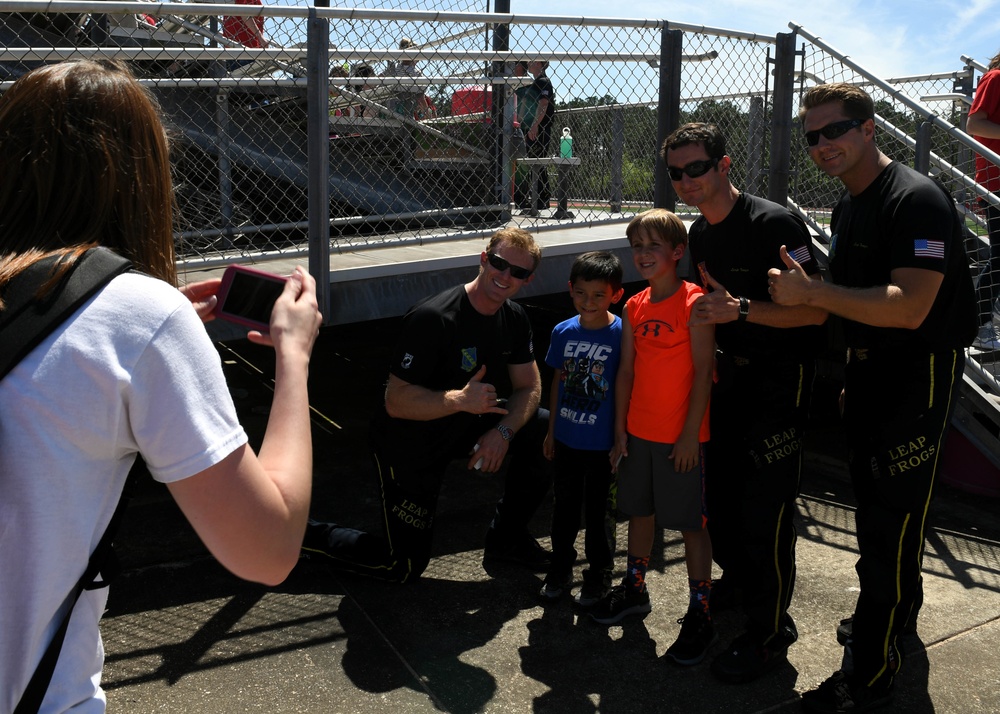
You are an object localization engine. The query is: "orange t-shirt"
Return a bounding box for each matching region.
[625,282,711,444]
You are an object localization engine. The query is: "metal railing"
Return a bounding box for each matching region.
[0,3,783,263]
[3,5,999,405]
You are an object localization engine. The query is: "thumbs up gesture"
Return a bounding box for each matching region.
[767,246,812,306]
[690,266,739,325]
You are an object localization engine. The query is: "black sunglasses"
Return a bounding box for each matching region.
[666,157,720,181]
[487,252,533,280]
[804,118,864,147]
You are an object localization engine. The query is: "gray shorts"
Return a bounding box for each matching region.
[616,434,707,531]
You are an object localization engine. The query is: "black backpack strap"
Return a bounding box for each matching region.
[4,247,134,714]
[0,247,132,380]
[12,474,137,714]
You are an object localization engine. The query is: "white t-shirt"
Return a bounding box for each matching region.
[0,272,247,713]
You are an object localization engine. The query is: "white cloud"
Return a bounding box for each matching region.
[533,0,1000,76]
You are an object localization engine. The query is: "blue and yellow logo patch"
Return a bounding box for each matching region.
[461,347,478,372]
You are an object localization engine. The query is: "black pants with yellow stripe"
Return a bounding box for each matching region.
[304,409,551,584]
[706,355,814,642]
[844,348,965,690]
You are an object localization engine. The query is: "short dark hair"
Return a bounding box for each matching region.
[799,83,875,122]
[660,122,727,162]
[626,209,687,249]
[569,251,623,291]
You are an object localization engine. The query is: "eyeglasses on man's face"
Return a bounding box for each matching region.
[666,157,720,182]
[487,252,533,280]
[804,118,864,147]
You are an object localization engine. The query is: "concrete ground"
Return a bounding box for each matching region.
[100,293,1000,714]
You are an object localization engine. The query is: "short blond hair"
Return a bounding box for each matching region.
[625,209,687,249]
[486,227,542,269]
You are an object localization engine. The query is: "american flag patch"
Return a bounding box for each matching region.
[914,239,945,258]
[789,245,812,264]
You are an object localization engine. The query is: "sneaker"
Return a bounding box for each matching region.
[664,609,717,665]
[711,618,797,683]
[574,581,610,608]
[483,530,551,571]
[539,574,571,601]
[301,519,370,559]
[590,584,651,624]
[801,671,892,713]
[973,322,1000,350]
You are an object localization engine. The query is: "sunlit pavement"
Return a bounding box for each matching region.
[102,299,1000,714]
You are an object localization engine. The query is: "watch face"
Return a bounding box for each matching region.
[497,424,514,441]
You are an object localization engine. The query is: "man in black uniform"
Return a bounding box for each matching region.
[515,60,556,214]
[771,83,976,713]
[304,227,552,583]
[661,123,828,683]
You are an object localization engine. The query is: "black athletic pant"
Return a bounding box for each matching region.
[547,442,617,587]
[706,355,814,641]
[310,410,551,583]
[515,125,552,209]
[845,348,964,690]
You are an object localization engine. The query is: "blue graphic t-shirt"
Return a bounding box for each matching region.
[545,315,622,451]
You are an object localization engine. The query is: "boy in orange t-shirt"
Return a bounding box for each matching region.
[591,209,716,667]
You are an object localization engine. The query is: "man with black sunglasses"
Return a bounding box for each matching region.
[304,228,554,583]
[770,83,976,713]
[660,122,828,685]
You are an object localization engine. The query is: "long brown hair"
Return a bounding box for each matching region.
[0,60,176,307]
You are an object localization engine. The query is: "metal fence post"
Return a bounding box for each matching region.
[654,26,682,210]
[610,107,625,213]
[307,3,331,323]
[746,96,765,197]
[767,31,796,205]
[956,62,976,204]
[493,0,511,213]
[915,121,933,175]
[215,88,235,251]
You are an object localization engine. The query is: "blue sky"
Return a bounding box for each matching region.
[534,0,1000,78]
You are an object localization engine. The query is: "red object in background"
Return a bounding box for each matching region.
[451,87,492,120]
[940,426,1000,497]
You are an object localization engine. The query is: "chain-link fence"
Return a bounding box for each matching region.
[4,4,998,431]
[0,3,782,263]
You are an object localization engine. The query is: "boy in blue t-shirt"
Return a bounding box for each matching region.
[540,251,625,606]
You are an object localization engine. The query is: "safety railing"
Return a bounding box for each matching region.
[0,3,786,259]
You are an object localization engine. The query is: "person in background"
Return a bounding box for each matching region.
[348,61,375,117]
[771,82,975,713]
[590,210,717,669]
[223,0,269,50]
[539,251,625,607]
[515,60,556,214]
[304,228,553,583]
[382,37,436,120]
[661,122,827,683]
[965,48,1000,350]
[0,60,321,713]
